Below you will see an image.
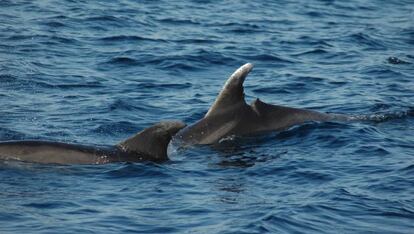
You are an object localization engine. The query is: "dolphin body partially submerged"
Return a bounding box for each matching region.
[175,63,348,145]
[0,121,185,164]
[0,63,351,164]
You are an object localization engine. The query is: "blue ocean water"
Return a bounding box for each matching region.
[0,0,413,233]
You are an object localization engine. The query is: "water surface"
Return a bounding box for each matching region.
[0,0,413,233]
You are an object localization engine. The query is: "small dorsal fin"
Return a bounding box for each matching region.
[251,98,279,115]
[205,63,253,117]
[117,121,186,162]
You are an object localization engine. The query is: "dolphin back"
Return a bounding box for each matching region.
[0,141,105,164]
[0,121,186,165]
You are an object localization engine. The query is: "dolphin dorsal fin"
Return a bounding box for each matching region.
[205,63,253,117]
[117,121,186,162]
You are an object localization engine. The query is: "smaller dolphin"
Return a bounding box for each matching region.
[0,121,185,164]
[175,63,348,145]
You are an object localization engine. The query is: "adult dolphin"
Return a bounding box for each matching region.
[175,63,348,145]
[0,121,185,164]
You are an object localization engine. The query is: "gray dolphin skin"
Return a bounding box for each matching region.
[175,63,347,145]
[0,121,185,164]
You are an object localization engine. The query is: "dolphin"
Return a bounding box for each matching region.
[175,63,348,145]
[0,121,185,164]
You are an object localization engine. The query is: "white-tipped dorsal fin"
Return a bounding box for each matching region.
[205,63,253,117]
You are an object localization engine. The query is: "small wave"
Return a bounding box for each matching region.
[401,28,414,45]
[158,61,199,71]
[294,170,335,183]
[0,1,19,7]
[293,48,329,57]
[171,38,220,44]
[216,151,285,169]
[399,164,414,175]
[306,11,325,18]
[260,213,321,233]
[298,75,326,83]
[241,54,295,64]
[138,82,191,90]
[99,35,166,43]
[85,15,123,22]
[92,121,137,135]
[103,163,170,179]
[6,34,41,41]
[53,81,103,89]
[66,208,101,215]
[6,34,80,45]
[214,22,265,34]
[293,50,359,64]
[101,50,236,70]
[41,21,66,28]
[347,32,386,50]
[361,67,405,78]
[219,22,261,28]
[184,49,238,66]
[16,79,103,90]
[281,36,333,48]
[353,145,390,156]
[0,74,18,82]
[0,128,26,140]
[100,54,152,67]
[157,18,200,25]
[228,28,266,34]
[23,201,79,209]
[101,50,238,70]
[108,99,146,112]
[272,121,351,144]
[81,15,136,28]
[370,103,393,111]
[106,56,140,66]
[252,87,293,95]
